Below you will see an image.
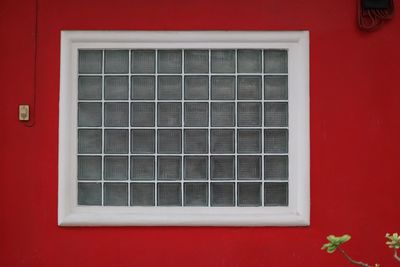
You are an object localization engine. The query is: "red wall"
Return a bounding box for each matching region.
[1,0,400,266]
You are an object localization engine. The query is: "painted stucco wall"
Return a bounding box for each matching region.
[1,0,399,266]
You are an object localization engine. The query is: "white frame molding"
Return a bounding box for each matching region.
[59,31,309,226]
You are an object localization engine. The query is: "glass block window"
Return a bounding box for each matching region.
[60,31,309,226]
[76,48,291,208]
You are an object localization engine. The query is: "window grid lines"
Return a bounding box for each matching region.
[77,48,290,208]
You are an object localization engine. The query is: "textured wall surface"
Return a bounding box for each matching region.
[1,0,399,266]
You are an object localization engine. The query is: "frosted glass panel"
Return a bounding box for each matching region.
[104,102,129,127]
[184,183,208,206]
[104,76,129,100]
[158,50,182,74]
[158,130,182,154]
[184,156,208,180]
[131,76,155,100]
[79,50,102,74]
[211,50,235,73]
[238,183,262,206]
[131,50,155,74]
[78,76,102,100]
[157,183,182,206]
[78,156,102,180]
[184,103,208,127]
[78,103,102,127]
[105,50,129,74]
[104,130,129,154]
[184,76,209,100]
[237,50,262,73]
[237,76,261,100]
[131,156,155,180]
[264,182,288,206]
[211,183,235,206]
[185,50,209,73]
[184,129,208,154]
[104,156,128,180]
[211,102,235,127]
[131,183,155,206]
[158,76,182,100]
[264,50,288,73]
[104,183,128,206]
[78,182,102,205]
[131,102,155,127]
[211,156,235,180]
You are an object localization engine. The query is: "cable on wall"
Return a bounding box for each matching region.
[358,0,394,31]
[22,0,38,127]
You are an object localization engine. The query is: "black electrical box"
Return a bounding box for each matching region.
[362,0,391,9]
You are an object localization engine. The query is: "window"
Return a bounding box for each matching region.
[59,31,309,226]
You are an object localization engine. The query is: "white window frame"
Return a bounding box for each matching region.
[59,31,309,226]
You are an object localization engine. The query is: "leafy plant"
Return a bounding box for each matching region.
[321,234,379,267]
[386,233,400,262]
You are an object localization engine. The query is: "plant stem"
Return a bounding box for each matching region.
[337,247,371,267]
[394,249,400,262]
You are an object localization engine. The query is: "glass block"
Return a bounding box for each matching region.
[131,129,155,154]
[237,49,262,73]
[131,102,155,127]
[264,182,288,206]
[158,156,182,180]
[104,183,128,206]
[238,183,262,206]
[78,182,102,205]
[78,129,102,154]
[211,50,235,73]
[130,183,155,206]
[184,50,209,73]
[104,156,128,180]
[157,103,182,127]
[130,156,155,180]
[157,183,182,206]
[264,50,288,73]
[78,156,102,180]
[264,155,288,180]
[237,76,262,100]
[158,130,182,154]
[131,50,155,74]
[78,102,102,127]
[131,76,155,100]
[104,50,129,74]
[211,156,235,180]
[184,76,209,100]
[211,76,235,100]
[104,102,129,127]
[211,129,234,154]
[237,102,262,127]
[265,102,288,127]
[184,156,208,180]
[78,50,102,74]
[237,130,261,153]
[104,76,129,100]
[104,129,129,154]
[184,129,208,154]
[184,103,208,127]
[264,76,288,100]
[78,76,102,100]
[211,102,235,127]
[211,182,235,207]
[184,183,208,206]
[264,129,288,153]
[158,76,182,100]
[238,156,261,180]
[157,50,182,74]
